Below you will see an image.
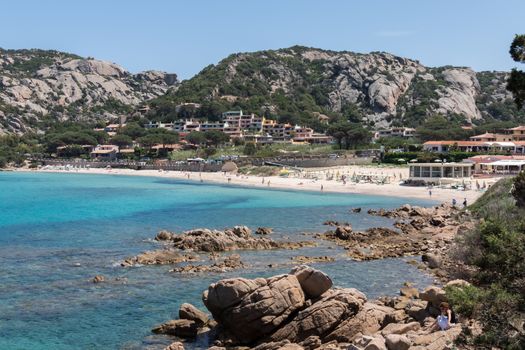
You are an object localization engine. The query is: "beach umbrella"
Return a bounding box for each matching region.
[221,161,238,173]
[410,159,418,163]
[397,158,405,163]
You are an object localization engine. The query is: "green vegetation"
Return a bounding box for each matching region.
[0,133,40,167]
[146,47,355,131]
[238,166,280,177]
[326,122,371,149]
[452,176,525,349]
[416,115,472,141]
[0,48,81,77]
[508,35,525,107]
[511,170,525,207]
[43,122,107,154]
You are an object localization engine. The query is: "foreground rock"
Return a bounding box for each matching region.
[121,249,199,267]
[153,268,468,349]
[290,265,333,298]
[163,342,184,350]
[203,274,306,344]
[156,226,315,252]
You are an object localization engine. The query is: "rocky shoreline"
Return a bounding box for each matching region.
[110,203,478,349]
[152,266,472,350]
[321,204,477,281]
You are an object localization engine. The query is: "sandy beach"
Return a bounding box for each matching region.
[16,165,491,204]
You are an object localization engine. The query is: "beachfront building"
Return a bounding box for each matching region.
[465,155,525,175]
[408,162,473,183]
[478,159,525,175]
[374,127,416,140]
[122,110,333,145]
[423,140,525,154]
[90,145,119,160]
[503,126,525,141]
[243,134,274,144]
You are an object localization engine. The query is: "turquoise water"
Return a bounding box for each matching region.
[0,172,436,349]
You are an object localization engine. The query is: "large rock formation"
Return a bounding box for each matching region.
[153,267,467,349]
[163,46,515,129]
[0,48,178,134]
[203,274,306,343]
[156,226,315,252]
[2,46,518,134]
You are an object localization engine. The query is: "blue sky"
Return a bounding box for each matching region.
[1,0,523,79]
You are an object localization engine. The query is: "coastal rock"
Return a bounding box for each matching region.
[380,321,420,336]
[163,226,312,252]
[92,275,105,283]
[292,256,335,264]
[290,265,333,298]
[354,335,387,350]
[335,225,353,240]
[351,208,362,213]
[419,286,446,309]
[202,274,305,344]
[255,227,273,235]
[121,249,199,266]
[421,253,441,269]
[324,302,392,343]
[252,340,304,350]
[171,254,245,274]
[384,334,410,350]
[268,288,364,343]
[156,230,173,241]
[179,303,209,326]
[164,341,185,350]
[445,279,471,288]
[408,325,461,350]
[152,319,199,338]
[399,286,419,299]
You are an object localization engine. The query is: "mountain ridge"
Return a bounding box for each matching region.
[152,45,521,130]
[0,48,178,134]
[1,46,523,134]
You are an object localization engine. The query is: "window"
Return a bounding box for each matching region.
[421,167,430,178]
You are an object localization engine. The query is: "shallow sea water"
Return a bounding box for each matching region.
[0,172,436,349]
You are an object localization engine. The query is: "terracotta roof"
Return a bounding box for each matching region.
[508,126,525,131]
[424,141,489,146]
[91,149,116,154]
[470,133,496,139]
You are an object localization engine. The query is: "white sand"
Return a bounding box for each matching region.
[17,165,492,204]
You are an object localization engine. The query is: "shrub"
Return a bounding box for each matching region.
[512,170,525,207]
[445,285,486,318]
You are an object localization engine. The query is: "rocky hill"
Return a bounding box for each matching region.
[157,46,522,129]
[0,48,178,134]
[1,46,522,134]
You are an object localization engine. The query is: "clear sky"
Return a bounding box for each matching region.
[1,0,523,79]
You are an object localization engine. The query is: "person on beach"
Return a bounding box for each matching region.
[431,302,456,331]
[452,198,457,208]
[262,177,265,184]
[429,189,432,197]
[227,177,231,183]
[321,184,324,192]
[267,180,270,187]
[463,198,467,208]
